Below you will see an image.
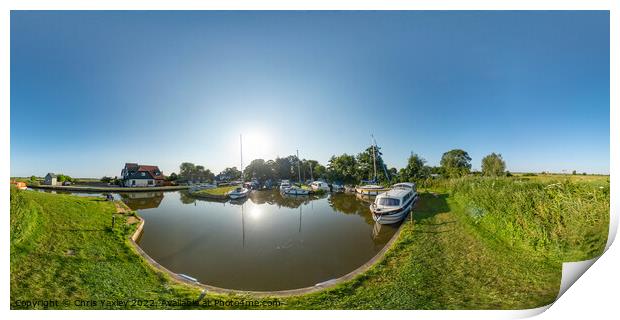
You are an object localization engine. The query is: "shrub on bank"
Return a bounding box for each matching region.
[443,177,609,262]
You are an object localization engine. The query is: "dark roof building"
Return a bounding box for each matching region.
[121,163,164,187]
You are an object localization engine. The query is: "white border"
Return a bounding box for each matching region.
[2,1,616,319]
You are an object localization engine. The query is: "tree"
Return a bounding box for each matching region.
[244,159,273,182]
[572,170,577,175]
[56,174,73,183]
[400,153,430,182]
[100,176,112,183]
[481,153,506,177]
[166,172,178,181]
[440,149,472,178]
[179,162,196,181]
[355,145,390,183]
[220,167,241,181]
[274,156,294,180]
[179,162,214,182]
[327,154,357,184]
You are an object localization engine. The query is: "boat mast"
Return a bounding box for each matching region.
[297,149,301,183]
[240,134,243,183]
[371,134,377,182]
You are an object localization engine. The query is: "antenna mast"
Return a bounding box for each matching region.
[371,134,377,182]
[297,149,301,183]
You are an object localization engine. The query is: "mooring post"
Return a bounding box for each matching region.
[112,215,116,228]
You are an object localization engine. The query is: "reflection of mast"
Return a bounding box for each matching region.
[241,203,245,248]
[299,205,302,233]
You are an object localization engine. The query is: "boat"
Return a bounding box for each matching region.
[310,181,330,192]
[355,184,390,196]
[279,179,292,192]
[188,183,217,192]
[331,183,345,193]
[228,186,250,199]
[391,182,416,190]
[283,149,310,196]
[227,134,250,200]
[355,135,391,195]
[370,182,418,224]
[285,186,310,196]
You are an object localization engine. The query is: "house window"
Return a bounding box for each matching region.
[132,180,136,186]
[148,180,154,185]
[141,172,145,177]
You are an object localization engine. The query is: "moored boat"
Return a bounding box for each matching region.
[310,181,330,192]
[370,183,418,224]
[279,180,292,192]
[228,186,250,199]
[331,183,345,193]
[355,184,390,196]
[284,185,310,195]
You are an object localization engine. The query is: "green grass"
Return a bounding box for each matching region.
[10,188,199,309]
[193,186,237,196]
[10,174,609,309]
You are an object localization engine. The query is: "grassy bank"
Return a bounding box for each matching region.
[191,186,237,198]
[10,188,199,309]
[10,174,609,309]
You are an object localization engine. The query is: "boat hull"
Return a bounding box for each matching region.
[284,189,310,195]
[355,187,390,196]
[228,188,250,199]
[371,194,418,225]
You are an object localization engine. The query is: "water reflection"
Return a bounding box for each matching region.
[142,190,400,290]
[121,192,164,210]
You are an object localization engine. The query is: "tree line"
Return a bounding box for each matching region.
[168,147,507,185]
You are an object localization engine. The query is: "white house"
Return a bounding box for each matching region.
[43,173,58,186]
[120,163,165,187]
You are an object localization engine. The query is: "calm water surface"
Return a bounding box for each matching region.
[137,190,397,291]
[33,188,399,291]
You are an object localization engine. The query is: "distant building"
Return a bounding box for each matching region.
[120,163,164,187]
[43,173,58,186]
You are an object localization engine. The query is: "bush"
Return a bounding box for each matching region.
[447,177,609,262]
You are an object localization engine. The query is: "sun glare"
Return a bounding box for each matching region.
[240,129,274,163]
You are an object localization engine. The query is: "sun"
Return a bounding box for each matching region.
[241,129,274,162]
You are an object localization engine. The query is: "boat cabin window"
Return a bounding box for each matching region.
[378,198,400,206]
[402,192,412,202]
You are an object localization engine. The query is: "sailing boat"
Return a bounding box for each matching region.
[284,149,310,196]
[355,135,390,196]
[228,134,251,199]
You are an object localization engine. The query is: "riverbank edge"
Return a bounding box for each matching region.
[127,206,411,297]
[29,184,189,192]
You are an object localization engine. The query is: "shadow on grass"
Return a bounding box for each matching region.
[412,192,450,222]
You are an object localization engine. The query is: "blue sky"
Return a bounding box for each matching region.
[11,11,609,177]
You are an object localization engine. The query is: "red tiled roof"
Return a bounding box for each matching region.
[138,165,164,180]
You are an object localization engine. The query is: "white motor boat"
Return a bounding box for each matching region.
[279,180,292,192]
[310,181,330,192]
[331,184,345,193]
[370,184,418,224]
[228,186,250,199]
[284,185,310,195]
